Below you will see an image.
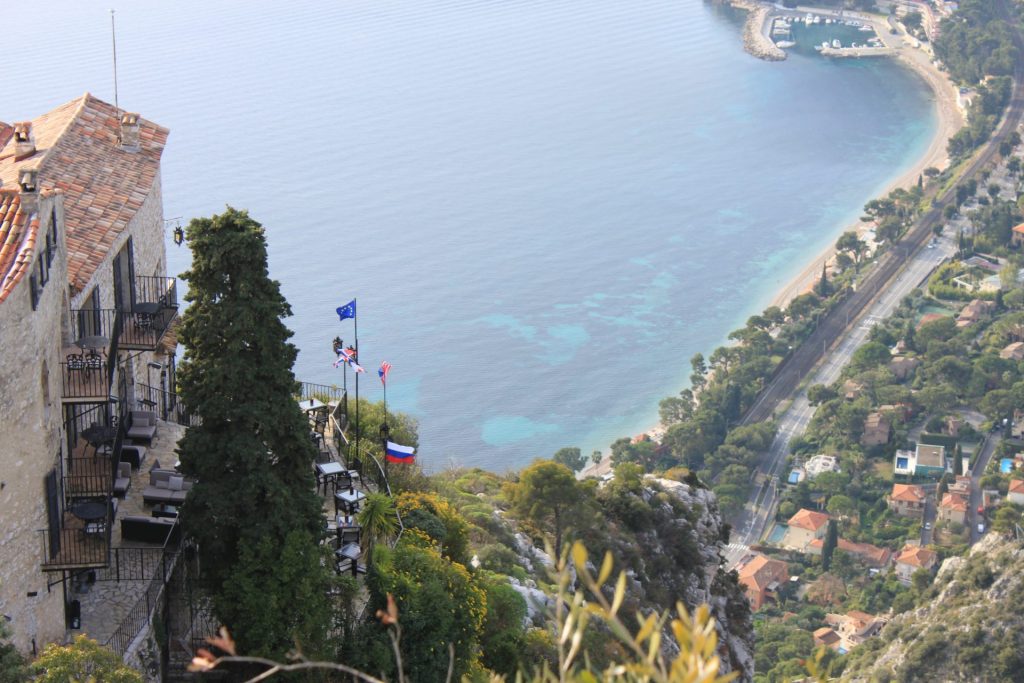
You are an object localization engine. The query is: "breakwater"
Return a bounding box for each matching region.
[734,0,787,61]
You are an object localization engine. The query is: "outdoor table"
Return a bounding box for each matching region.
[75,335,109,353]
[151,504,179,519]
[334,488,366,514]
[133,302,161,315]
[81,425,118,448]
[299,398,326,413]
[316,461,344,476]
[70,501,107,522]
[335,542,362,576]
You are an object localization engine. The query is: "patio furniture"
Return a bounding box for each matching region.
[81,425,117,448]
[113,462,132,497]
[126,410,158,442]
[335,542,363,576]
[70,501,107,522]
[334,488,365,514]
[151,504,179,519]
[338,526,361,546]
[121,515,178,543]
[66,353,86,371]
[120,444,146,469]
[142,468,193,505]
[84,350,103,372]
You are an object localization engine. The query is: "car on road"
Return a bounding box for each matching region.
[978,523,985,534]
[924,521,932,530]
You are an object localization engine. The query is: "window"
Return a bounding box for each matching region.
[29,274,40,310]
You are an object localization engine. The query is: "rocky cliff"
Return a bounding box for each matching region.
[840,533,1024,682]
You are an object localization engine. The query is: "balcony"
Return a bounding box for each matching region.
[117,277,178,352]
[60,349,112,403]
[69,308,118,358]
[39,502,113,572]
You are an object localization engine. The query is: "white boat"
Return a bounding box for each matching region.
[776,40,796,48]
[825,18,833,24]
[805,13,813,23]
[822,41,830,50]
[832,39,841,48]
[859,25,873,32]
[813,15,821,24]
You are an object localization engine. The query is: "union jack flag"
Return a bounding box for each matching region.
[378,361,392,386]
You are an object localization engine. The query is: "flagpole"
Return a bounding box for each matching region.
[354,298,360,473]
[382,378,388,481]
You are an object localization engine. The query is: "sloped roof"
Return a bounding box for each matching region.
[1008,479,1024,495]
[788,508,830,531]
[890,483,926,503]
[0,190,39,303]
[737,554,788,591]
[897,545,937,568]
[0,122,11,150]
[0,93,168,295]
[940,493,968,512]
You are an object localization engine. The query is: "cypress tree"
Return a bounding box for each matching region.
[821,519,838,572]
[176,208,331,657]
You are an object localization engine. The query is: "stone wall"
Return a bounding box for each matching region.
[0,194,70,653]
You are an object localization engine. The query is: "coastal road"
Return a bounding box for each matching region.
[742,0,1024,429]
[727,233,956,558]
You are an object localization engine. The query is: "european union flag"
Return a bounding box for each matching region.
[336,299,356,321]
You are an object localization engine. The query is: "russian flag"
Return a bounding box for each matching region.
[385,441,415,464]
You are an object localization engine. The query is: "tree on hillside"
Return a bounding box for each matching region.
[553,446,587,473]
[176,207,332,657]
[509,460,584,558]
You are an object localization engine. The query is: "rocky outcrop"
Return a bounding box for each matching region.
[733,1,786,61]
[841,534,1024,682]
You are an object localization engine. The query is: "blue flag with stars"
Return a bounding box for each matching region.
[336,299,356,321]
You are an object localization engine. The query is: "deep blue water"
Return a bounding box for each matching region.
[4,0,936,471]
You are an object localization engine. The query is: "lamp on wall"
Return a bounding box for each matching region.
[172,225,184,246]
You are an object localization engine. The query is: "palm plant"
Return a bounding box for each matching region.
[357,492,399,563]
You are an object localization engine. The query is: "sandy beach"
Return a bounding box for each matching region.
[580,10,965,478]
[766,11,965,311]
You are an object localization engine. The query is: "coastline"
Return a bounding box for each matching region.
[580,8,964,480]
[766,15,964,311]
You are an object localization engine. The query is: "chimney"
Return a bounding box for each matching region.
[12,122,35,159]
[18,169,39,213]
[120,112,140,151]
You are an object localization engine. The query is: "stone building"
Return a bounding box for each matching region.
[783,508,830,552]
[0,94,175,654]
[736,553,789,611]
[887,483,927,517]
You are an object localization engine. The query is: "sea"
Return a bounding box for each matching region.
[3,0,937,472]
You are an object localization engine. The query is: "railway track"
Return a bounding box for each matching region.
[741,1,1024,426]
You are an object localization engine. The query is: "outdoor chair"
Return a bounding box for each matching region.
[113,462,132,497]
[67,353,86,371]
[84,351,103,372]
[339,527,361,546]
[126,410,158,442]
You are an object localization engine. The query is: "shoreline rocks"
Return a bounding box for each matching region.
[734,1,787,61]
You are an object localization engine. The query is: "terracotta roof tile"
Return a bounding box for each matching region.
[788,508,830,531]
[939,493,968,512]
[890,483,926,503]
[0,93,168,296]
[0,190,40,303]
[896,545,937,568]
[1008,479,1024,494]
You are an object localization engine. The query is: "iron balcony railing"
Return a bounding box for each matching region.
[60,356,112,402]
[69,308,118,355]
[39,500,114,571]
[119,277,178,351]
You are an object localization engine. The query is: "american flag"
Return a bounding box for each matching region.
[378,361,392,386]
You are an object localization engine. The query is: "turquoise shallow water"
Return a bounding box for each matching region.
[3,0,937,471]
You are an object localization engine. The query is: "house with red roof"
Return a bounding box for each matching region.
[938,493,968,525]
[888,483,927,517]
[736,553,789,611]
[1008,478,1024,506]
[783,508,831,551]
[1012,223,1024,248]
[895,545,938,584]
